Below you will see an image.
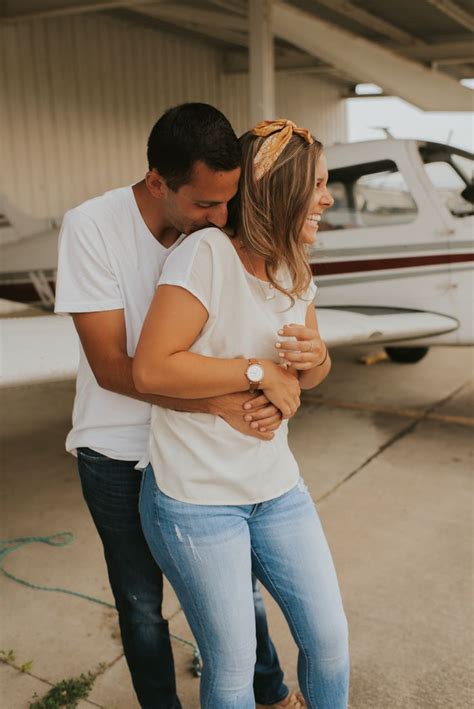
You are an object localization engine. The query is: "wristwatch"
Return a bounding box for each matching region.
[245,359,265,392]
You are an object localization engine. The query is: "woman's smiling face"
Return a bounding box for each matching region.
[300,153,334,245]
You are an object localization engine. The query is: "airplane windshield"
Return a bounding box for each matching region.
[451,153,473,185]
[320,159,418,231]
[419,145,474,218]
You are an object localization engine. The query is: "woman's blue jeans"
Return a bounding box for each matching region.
[140,465,350,709]
[77,448,287,708]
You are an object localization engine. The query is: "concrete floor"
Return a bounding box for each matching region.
[1,345,473,708]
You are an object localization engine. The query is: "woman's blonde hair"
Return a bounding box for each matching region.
[231,127,323,302]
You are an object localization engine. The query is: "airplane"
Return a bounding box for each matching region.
[1,138,472,387]
[0,192,60,307]
[310,137,473,362]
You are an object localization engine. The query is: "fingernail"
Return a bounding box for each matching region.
[244,403,251,410]
[275,342,281,348]
[244,415,252,421]
[278,329,284,335]
[279,353,285,358]
[251,422,258,429]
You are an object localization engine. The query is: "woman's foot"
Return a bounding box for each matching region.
[256,690,307,708]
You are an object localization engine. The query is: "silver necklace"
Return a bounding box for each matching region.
[238,240,276,301]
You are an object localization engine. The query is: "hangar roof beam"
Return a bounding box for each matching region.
[129,4,248,48]
[207,0,247,16]
[3,0,472,89]
[395,38,474,62]
[0,0,149,21]
[314,0,422,46]
[132,4,248,33]
[424,0,474,33]
[273,1,473,111]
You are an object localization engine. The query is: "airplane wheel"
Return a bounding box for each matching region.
[385,346,429,363]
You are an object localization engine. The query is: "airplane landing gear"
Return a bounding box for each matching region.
[385,346,429,363]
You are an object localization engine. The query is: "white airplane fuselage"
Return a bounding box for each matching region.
[313,139,473,346]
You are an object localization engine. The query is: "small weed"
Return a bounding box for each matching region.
[0,649,16,664]
[1,648,34,672]
[29,663,107,709]
[29,672,95,708]
[1,648,107,708]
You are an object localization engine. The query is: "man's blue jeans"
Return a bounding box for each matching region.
[140,465,350,709]
[77,448,287,708]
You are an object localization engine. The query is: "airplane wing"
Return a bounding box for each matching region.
[0,308,459,388]
[316,307,458,346]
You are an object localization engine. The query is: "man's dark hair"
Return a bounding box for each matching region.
[147,103,241,192]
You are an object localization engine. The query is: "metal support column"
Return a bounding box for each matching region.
[249,0,275,125]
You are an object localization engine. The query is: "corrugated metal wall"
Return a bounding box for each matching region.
[1,14,221,218]
[1,12,346,219]
[277,74,347,145]
[220,71,347,142]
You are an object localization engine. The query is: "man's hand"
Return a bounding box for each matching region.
[243,393,285,432]
[211,392,283,441]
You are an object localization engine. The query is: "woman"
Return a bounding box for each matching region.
[134,119,349,708]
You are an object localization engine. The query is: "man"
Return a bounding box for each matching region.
[55,103,304,708]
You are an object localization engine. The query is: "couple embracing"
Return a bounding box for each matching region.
[55,103,349,709]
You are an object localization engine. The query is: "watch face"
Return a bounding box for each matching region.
[247,364,264,382]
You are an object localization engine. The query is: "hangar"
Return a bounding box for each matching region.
[1,0,472,221]
[1,5,473,708]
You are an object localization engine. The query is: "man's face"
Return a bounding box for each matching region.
[163,161,241,235]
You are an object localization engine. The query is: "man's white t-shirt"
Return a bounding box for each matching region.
[55,185,184,460]
[145,227,317,505]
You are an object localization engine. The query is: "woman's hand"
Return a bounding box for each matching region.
[274,324,327,371]
[260,360,301,419]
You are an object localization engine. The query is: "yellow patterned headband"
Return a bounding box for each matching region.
[252,119,314,181]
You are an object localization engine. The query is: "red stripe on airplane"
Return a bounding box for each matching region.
[311,253,474,276]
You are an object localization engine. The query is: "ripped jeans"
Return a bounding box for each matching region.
[139,465,350,709]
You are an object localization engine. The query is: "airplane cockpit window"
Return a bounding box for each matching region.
[320,159,418,231]
[451,153,473,184]
[419,145,473,218]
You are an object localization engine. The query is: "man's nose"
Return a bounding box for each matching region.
[207,204,228,228]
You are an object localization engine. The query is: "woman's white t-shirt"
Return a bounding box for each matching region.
[146,227,317,505]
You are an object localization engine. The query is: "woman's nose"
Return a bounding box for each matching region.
[324,189,334,208]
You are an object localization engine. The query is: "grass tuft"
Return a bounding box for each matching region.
[29,671,96,709]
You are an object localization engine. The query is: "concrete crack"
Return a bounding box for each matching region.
[316,380,470,503]
[303,382,473,428]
